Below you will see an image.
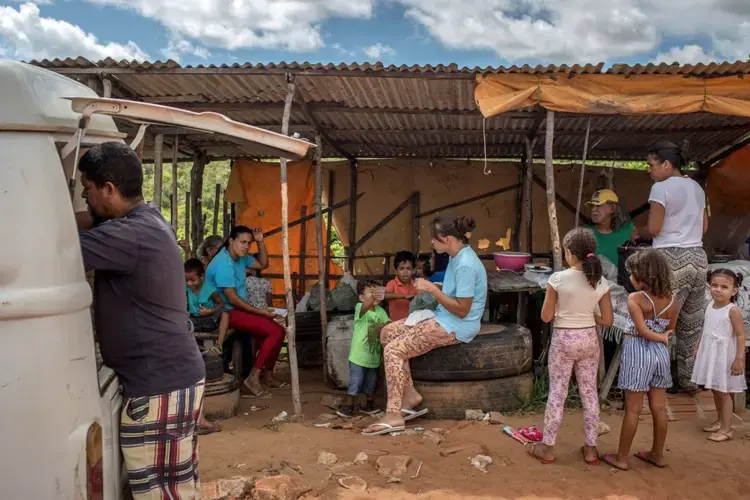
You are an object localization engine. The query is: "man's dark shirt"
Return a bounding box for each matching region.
[80,203,204,397]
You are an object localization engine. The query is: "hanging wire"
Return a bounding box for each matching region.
[482,116,492,175]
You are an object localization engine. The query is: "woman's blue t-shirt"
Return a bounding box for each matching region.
[205,247,256,310]
[434,246,487,343]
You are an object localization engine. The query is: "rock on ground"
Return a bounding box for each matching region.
[471,455,493,473]
[488,412,506,425]
[465,409,486,421]
[320,395,343,410]
[201,476,255,500]
[354,452,369,465]
[376,455,412,478]
[597,421,611,436]
[317,451,338,466]
[422,430,443,445]
[338,476,368,492]
[252,475,311,500]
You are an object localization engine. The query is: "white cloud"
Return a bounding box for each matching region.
[0,2,149,60]
[161,36,211,62]
[364,42,395,59]
[86,0,374,52]
[332,43,356,57]
[653,45,716,65]
[395,0,750,63]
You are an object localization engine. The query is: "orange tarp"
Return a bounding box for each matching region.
[708,145,750,215]
[228,159,343,299]
[474,74,750,117]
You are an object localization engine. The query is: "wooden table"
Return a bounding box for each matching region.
[486,270,542,326]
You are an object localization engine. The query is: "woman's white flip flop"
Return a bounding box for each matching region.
[401,408,429,421]
[361,423,406,436]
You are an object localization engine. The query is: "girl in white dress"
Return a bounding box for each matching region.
[691,269,747,442]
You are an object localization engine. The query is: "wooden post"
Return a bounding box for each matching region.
[222,194,229,237]
[575,116,592,227]
[184,191,191,243]
[382,254,391,285]
[171,136,179,232]
[325,171,335,291]
[279,75,302,416]
[347,160,358,273]
[544,110,563,271]
[524,137,536,254]
[212,183,221,235]
[298,205,308,297]
[513,151,525,251]
[313,133,329,382]
[153,134,164,212]
[101,77,112,98]
[411,192,420,255]
[190,151,208,252]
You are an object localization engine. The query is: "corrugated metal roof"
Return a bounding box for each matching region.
[27,58,750,162]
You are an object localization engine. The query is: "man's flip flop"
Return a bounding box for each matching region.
[361,423,405,436]
[401,408,428,421]
[633,452,666,468]
[600,454,628,471]
[525,443,555,465]
[240,386,272,399]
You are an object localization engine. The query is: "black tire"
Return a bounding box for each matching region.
[410,323,532,382]
[204,352,224,382]
[414,372,534,420]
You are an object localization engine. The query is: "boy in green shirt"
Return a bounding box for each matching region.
[337,280,390,418]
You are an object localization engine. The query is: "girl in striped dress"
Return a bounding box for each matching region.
[602,249,677,471]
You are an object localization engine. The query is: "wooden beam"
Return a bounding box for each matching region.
[411,192,421,254]
[348,160,358,273]
[575,116,592,227]
[293,88,355,161]
[184,191,191,243]
[298,205,308,298]
[189,150,208,252]
[325,170,335,291]
[353,194,414,252]
[313,133,329,383]
[629,202,650,219]
[544,110,563,271]
[418,183,520,219]
[701,132,750,167]
[264,193,363,238]
[524,137,536,253]
[212,183,221,235]
[101,77,112,98]
[513,153,525,251]
[222,190,229,238]
[152,134,164,211]
[171,136,179,231]
[279,74,302,417]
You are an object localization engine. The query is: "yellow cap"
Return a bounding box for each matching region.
[587,189,619,206]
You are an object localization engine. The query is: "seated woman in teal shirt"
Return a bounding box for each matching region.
[363,215,488,436]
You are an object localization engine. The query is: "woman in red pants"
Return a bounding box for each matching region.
[206,226,286,398]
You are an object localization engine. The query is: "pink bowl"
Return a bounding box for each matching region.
[493,252,532,272]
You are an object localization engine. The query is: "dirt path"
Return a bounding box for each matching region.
[200,374,750,499]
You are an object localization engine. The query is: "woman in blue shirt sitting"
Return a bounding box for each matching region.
[363,215,488,436]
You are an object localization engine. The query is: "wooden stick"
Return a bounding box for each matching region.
[153,134,164,211]
[101,77,112,98]
[222,192,229,238]
[313,133,329,383]
[575,116,592,227]
[264,194,362,237]
[418,183,520,219]
[348,160,358,273]
[524,137,536,254]
[298,205,308,298]
[599,342,623,401]
[325,170,335,291]
[212,183,221,235]
[544,110,563,271]
[411,192,420,254]
[382,254,391,286]
[353,194,413,251]
[171,136,179,231]
[190,151,208,252]
[280,75,302,416]
[184,191,191,243]
[513,152,525,251]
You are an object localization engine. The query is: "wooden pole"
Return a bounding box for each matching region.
[184,191,191,243]
[101,78,112,98]
[544,110,563,271]
[325,171,335,291]
[347,160,358,273]
[524,137,536,254]
[280,75,302,416]
[153,134,164,212]
[222,193,229,237]
[171,136,179,232]
[212,183,221,235]
[575,116,592,227]
[513,152,525,251]
[411,192,420,254]
[313,133,329,382]
[190,151,208,252]
[298,205,308,298]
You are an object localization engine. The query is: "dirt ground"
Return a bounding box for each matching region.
[200,369,750,499]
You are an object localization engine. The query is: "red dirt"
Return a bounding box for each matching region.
[200,370,750,499]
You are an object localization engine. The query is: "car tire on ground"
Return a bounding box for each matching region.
[204,352,224,382]
[414,372,534,420]
[410,323,532,382]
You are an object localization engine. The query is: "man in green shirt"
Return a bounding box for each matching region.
[587,189,634,267]
[337,281,390,418]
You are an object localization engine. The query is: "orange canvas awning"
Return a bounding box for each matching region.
[475,73,750,118]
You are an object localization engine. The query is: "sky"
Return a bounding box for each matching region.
[0,1,749,68]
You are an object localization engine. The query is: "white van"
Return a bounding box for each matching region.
[0,60,312,499]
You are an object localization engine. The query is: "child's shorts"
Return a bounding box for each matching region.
[189,307,226,333]
[618,335,673,392]
[348,361,379,396]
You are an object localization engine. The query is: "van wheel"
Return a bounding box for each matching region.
[204,352,224,382]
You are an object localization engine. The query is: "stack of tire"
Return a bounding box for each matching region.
[202,351,240,420]
[411,323,534,419]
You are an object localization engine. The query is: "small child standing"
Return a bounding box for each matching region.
[530,228,613,465]
[415,253,431,279]
[691,269,747,442]
[337,280,390,418]
[385,251,417,321]
[602,249,677,471]
[185,258,230,355]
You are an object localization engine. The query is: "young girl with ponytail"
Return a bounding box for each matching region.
[528,228,613,465]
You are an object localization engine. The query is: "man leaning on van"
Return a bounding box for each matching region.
[76,142,205,499]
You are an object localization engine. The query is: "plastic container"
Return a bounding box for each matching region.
[493,252,532,271]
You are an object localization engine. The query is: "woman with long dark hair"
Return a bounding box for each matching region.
[634,141,709,394]
[362,215,488,436]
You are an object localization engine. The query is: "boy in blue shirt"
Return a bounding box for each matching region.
[185,258,229,354]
